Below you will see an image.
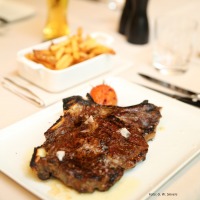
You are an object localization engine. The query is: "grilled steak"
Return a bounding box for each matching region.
[30,94,161,193]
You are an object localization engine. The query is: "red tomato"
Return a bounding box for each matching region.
[90,84,117,105]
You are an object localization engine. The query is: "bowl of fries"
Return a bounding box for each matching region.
[17,28,115,92]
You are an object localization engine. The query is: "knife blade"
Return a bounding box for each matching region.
[138,73,200,101]
[136,83,200,108]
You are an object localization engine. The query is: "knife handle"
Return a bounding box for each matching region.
[176,97,200,108]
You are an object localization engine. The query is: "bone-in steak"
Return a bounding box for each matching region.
[30,94,161,193]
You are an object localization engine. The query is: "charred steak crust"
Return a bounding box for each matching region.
[30,94,161,193]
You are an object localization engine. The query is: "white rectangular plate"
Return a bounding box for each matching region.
[0,76,200,200]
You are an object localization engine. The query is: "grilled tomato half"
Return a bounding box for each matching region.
[90,84,117,105]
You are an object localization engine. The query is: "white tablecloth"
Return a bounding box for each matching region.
[0,0,200,199]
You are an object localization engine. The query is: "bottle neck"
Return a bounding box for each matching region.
[133,0,148,13]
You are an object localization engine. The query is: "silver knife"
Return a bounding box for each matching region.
[138,73,200,101]
[136,83,200,108]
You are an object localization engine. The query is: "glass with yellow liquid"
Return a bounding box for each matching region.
[43,0,70,40]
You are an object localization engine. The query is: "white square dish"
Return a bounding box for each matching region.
[17,36,114,93]
[0,77,200,200]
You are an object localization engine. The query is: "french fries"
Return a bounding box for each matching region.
[25,28,115,70]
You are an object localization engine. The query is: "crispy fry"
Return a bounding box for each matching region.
[55,54,74,70]
[50,39,70,51]
[80,37,97,52]
[55,47,65,60]
[64,47,72,54]
[33,50,56,65]
[25,28,115,70]
[77,27,83,37]
[73,51,80,61]
[89,45,115,56]
[25,53,36,61]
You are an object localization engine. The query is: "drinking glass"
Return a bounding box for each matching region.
[43,0,70,40]
[152,15,197,75]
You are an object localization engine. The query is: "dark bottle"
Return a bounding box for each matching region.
[125,0,149,44]
[118,0,132,35]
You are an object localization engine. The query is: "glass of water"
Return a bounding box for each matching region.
[152,15,197,75]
